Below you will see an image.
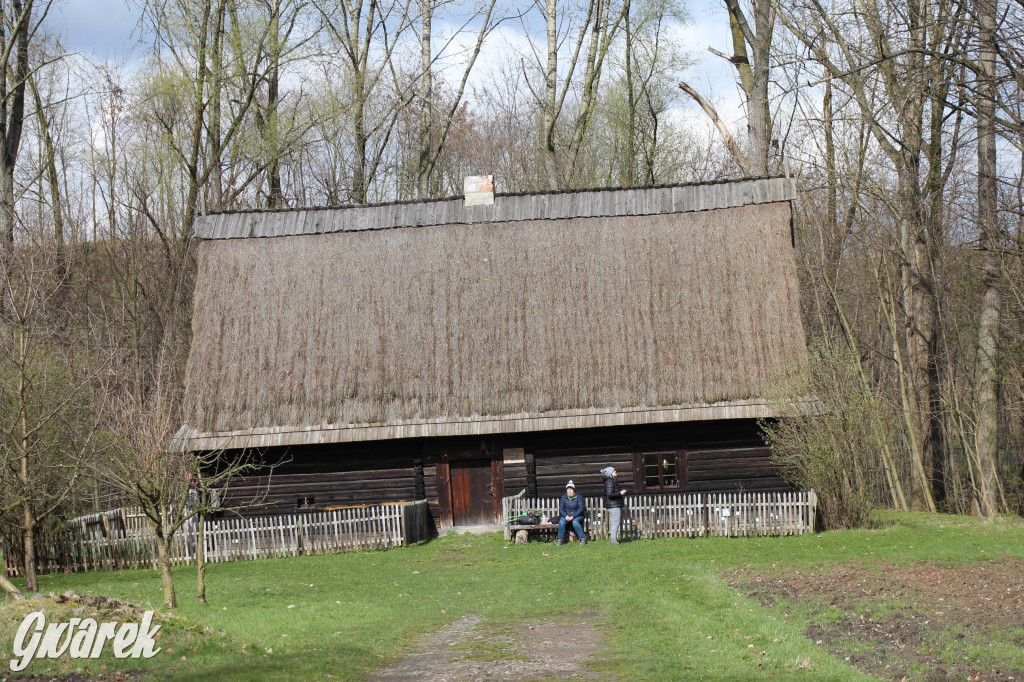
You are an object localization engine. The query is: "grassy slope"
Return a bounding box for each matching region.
[3,512,1022,681]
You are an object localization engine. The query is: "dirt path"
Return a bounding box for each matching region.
[365,613,613,681]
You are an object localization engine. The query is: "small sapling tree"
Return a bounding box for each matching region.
[192,458,273,604]
[102,379,264,608]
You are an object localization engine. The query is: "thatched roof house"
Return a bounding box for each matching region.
[182,177,808,526]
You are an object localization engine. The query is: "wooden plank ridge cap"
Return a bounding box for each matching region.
[193,177,799,240]
[203,175,790,217]
[180,397,819,452]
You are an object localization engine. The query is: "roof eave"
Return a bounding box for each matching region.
[182,397,817,452]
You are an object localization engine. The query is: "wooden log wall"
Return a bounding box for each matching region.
[533,451,636,498]
[502,460,527,496]
[498,419,789,498]
[216,419,788,528]
[686,445,786,492]
[219,441,440,520]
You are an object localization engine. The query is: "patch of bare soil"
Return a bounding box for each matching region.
[731,559,1024,681]
[365,613,614,681]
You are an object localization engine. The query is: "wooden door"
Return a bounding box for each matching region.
[449,458,495,525]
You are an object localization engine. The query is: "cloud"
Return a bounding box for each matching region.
[431,19,542,102]
[58,0,141,59]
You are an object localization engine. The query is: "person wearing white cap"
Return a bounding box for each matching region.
[601,467,627,544]
[556,480,587,546]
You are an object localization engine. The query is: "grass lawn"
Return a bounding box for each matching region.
[3,511,1023,680]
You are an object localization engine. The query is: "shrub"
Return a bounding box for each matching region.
[761,345,902,530]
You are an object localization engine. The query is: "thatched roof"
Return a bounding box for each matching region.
[182,178,807,451]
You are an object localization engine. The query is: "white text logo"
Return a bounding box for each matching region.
[10,610,161,671]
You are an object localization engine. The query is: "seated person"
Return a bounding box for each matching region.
[557,480,587,546]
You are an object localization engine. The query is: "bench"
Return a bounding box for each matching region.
[505,521,587,544]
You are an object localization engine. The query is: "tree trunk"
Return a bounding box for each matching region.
[0,161,14,279]
[824,70,836,246]
[566,0,624,183]
[30,79,66,288]
[542,0,558,189]
[622,6,635,186]
[156,536,176,608]
[880,259,935,513]
[746,0,771,175]
[156,507,177,608]
[352,90,368,204]
[722,0,770,175]
[416,0,432,199]
[0,0,29,274]
[899,168,938,513]
[266,0,282,208]
[181,0,212,236]
[0,572,24,600]
[973,0,1001,517]
[21,502,36,593]
[894,0,940,508]
[206,0,226,212]
[17,349,37,593]
[196,509,207,603]
[906,0,942,510]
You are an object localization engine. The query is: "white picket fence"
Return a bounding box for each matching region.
[10,502,431,575]
[503,491,817,539]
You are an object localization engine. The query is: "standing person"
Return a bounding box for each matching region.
[601,467,627,544]
[557,481,587,546]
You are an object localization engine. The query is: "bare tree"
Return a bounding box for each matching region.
[0,0,39,282]
[537,0,629,188]
[778,0,953,511]
[191,461,273,603]
[317,0,413,203]
[102,378,264,608]
[679,0,773,176]
[250,0,317,208]
[0,1,31,248]
[0,241,108,592]
[414,0,501,198]
[139,0,277,228]
[28,72,67,285]
[610,0,688,185]
[972,0,1001,516]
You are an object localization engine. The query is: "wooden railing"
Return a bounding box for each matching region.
[502,491,817,539]
[5,501,433,576]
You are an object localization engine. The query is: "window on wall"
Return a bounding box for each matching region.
[642,451,684,490]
